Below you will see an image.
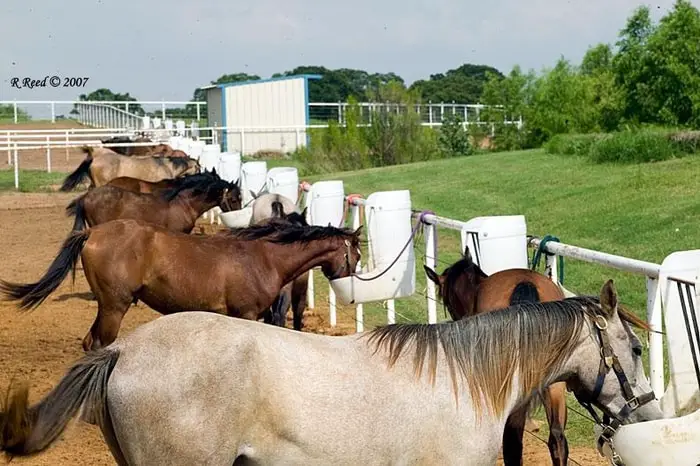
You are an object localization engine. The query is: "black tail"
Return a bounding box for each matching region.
[509,281,541,305]
[271,200,285,218]
[0,230,89,310]
[0,349,121,459]
[66,194,88,232]
[60,149,93,192]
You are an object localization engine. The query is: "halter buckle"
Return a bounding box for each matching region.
[626,396,640,411]
[594,315,608,330]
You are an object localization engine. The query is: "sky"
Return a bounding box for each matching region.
[0,0,691,107]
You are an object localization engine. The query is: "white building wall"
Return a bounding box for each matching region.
[223,77,306,155]
[205,88,223,145]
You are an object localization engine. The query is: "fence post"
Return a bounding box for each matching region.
[13,102,18,123]
[646,277,665,397]
[351,202,364,332]
[13,143,19,189]
[51,102,56,123]
[65,131,70,161]
[303,189,315,310]
[424,221,438,324]
[6,133,10,165]
[45,136,51,173]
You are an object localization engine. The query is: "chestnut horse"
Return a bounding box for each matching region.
[0,219,362,352]
[424,246,570,466]
[59,147,200,191]
[66,170,242,234]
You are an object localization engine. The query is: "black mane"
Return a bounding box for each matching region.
[226,220,356,244]
[161,172,236,201]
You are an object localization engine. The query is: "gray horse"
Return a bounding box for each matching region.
[251,192,310,330]
[0,280,663,465]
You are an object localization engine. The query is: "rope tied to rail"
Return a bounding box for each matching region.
[352,210,433,282]
[530,234,565,284]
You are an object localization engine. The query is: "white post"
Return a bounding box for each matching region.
[304,190,315,310]
[425,222,438,324]
[240,130,245,156]
[13,144,19,189]
[387,300,395,325]
[50,102,56,123]
[646,277,665,397]
[6,133,10,165]
[45,136,51,173]
[329,283,337,327]
[65,131,70,161]
[351,203,364,332]
[545,254,559,285]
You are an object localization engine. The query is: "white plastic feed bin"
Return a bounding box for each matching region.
[219,152,242,184]
[266,167,299,204]
[307,180,345,227]
[459,215,528,275]
[200,144,221,174]
[219,207,254,228]
[240,161,268,206]
[330,190,416,304]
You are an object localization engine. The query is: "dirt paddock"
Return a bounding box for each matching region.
[0,191,607,465]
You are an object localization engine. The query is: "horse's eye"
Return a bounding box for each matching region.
[633,347,642,356]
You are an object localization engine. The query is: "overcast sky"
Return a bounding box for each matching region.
[0,0,688,105]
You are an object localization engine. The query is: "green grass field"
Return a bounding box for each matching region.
[0,169,66,192]
[298,148,700,449]
[2,148,698,450]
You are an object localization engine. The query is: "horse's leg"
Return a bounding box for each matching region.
[291,275,308,331]
[83,297,131,353]
[270,288,292,328]
[502,405,527,466]
[543,382,569,466]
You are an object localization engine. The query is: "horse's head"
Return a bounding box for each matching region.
[219,179,243,213]
[568,280,663,429]
[423,245,488,320]
[321,225,363,281]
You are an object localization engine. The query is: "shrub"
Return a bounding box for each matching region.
[544,133,606,156]
[438,113,473,157]
[587,130,679,164]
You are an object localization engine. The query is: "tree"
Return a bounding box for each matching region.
[75,89,143,114]
[409,64,504,103]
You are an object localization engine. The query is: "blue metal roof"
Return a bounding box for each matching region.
[200,74,322,90]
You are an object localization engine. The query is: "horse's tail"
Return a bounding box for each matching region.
[0,349,123,460]
[0,230,90,310]
[59,147,93,192]
[270,200,285,218]
[66,194,88,232]
[509,281,540,306]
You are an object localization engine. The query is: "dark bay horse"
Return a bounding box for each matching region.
[424,246,570,466]
[0,219,362,352]
[66,170,242,234]
[250,193,311,331]
[59,147,200,191]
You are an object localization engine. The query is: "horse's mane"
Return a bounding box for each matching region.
[366,295,635,418]
[160,172,235,201]
[439,256,488,315]
[224,220,356,244]
[153,155,197,169]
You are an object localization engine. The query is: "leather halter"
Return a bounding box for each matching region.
[327,239,357,280]
[572,314,657,465]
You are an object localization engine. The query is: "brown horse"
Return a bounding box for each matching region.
[0,219,362,352]
[424,246,569,466]
[59,147,200,191]
[101,136,154,156]
[66,170,242,234]
[106,176,177,194]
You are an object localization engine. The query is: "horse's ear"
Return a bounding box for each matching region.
[249,189,258,200]
[211,167,217,176]
[463,245,473,263]
[353,225,363,236]
[300,207,308,218]
[600,279,618,317]
[424,265,441,286]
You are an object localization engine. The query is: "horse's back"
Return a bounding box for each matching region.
[103,312,490,465]
[478,268,565,311]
